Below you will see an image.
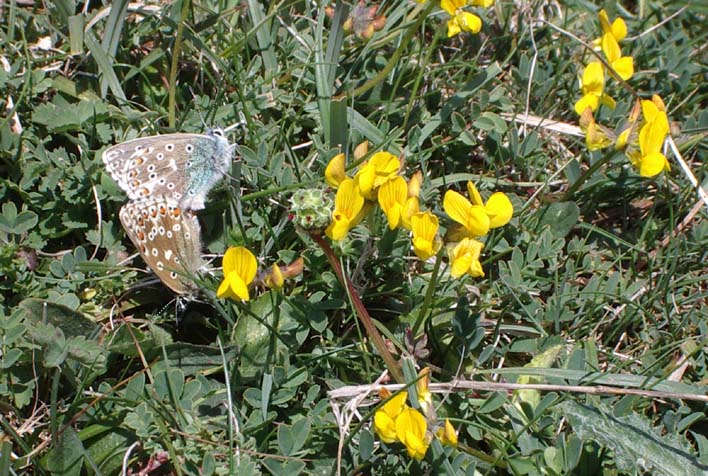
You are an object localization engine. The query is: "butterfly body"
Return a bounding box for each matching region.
[119,196,203,295]
[102,129,232,210]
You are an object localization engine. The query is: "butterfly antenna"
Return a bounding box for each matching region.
[225,110,247,133]
[187,86,209,130]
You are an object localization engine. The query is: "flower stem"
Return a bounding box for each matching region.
[412,252,442,335]
[311,233,404,383]
[563,149,617,199]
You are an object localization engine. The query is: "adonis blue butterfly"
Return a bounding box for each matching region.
[102,129,233,210]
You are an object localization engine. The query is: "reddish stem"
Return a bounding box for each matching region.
[311,233,404,383]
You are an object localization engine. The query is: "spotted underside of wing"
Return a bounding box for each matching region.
[102,133,228,208]
[119,196,204,295]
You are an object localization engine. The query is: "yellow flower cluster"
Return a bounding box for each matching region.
[443,181,513,278]
[324,146,442,262]
[373,368,457,460]
[574,10,633,116]
[574,10,670,178]
[325,145,513,279]
[439,0,495,38]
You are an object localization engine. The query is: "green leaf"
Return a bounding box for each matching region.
[42,426,84,476]
[262,457,305,476]
[68,14,84,55]
[153,368,185,402]
[233,291,301,380]
[0,441,11,476]
[123,402,156,438]
[559,401,708,475]
[79,424,135,475]
[30,322,68,368]
[536,202,580,238]
[245,0,277,72]
[149,342,239,377]
[18,299,99,338]
[84,31,126,101]
[474,111,507,134]
[0,202,30,234]
[359,429,374,460]
[261,373,273,423]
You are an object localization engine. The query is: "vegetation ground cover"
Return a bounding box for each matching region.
[1,0,707,474]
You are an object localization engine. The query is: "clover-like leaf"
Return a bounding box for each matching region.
[0,202,38,235]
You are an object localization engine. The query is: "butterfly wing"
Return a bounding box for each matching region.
[103,132,231,210]
[119,196,204,295]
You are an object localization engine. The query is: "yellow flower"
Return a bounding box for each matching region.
[407,171,423,198]
[378,176,408,230]
[471,0,494,7]
[354,151,400,199]
[264,263,284,290]
[373,389,408,444]
[443,190,490,237]
[614,100,642,150]
[263,257,304,290]
[579,108,614,151]
[441,0,483,37]
[598,9,627,42]
[630,98,670,177]
[395,407,430,460]
[398,172,423,230]
[325,153,347,188]
[400,196,420,231]
[354,140,369,160]
[440,0,464,15]
[447,11,481,37]
[416,367,434,418]
[641,94,666,122]
[444,183,512,239]
[449,238,484,278]
[467,182,513,228]
[411,211,441,260]
[574,62,615,115]
[601,32,633,81]
[435,419,458,448]
[217,247,258,301]
[325,178,366,241]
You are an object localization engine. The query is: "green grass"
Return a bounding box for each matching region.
[1,0,708,475]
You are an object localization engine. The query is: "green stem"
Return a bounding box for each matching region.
[412,251,442,335]
[168,0,191,129]
[457,443,508,469]
[403,20,442,131]
[311,233,404,383]
[563,150,617,200]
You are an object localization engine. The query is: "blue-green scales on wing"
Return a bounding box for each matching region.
[102,129,233,211]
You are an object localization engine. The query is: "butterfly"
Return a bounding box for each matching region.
[119,195,204,296]
[102,129,233,211]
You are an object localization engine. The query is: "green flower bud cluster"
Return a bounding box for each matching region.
[290,188,334,230]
